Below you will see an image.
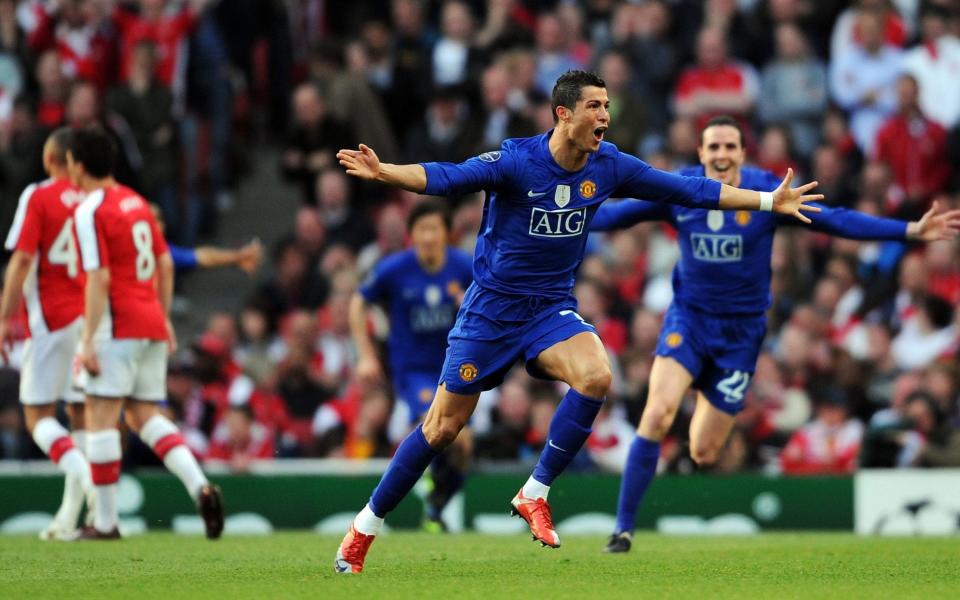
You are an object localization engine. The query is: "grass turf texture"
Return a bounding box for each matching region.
[3,532,958,599]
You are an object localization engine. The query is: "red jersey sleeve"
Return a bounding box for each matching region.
[5,184,42,254]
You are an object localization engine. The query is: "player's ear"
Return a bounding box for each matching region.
[556,105,570,123]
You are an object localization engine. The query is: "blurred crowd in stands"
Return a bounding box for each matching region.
[1,0,959,475]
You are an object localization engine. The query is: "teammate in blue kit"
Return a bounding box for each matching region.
[332,71,822,574]
[350,199,473,531]
[593,116,960,553]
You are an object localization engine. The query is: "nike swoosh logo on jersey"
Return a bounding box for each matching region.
[528,190,547,197]
[676,213,698,222]
[548,439,567,452]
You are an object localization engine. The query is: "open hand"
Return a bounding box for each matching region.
[773,168,822,224]
[907,200,960,242]
[337,144,381,181]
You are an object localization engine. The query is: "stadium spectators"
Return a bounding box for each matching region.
[0,0,957,477]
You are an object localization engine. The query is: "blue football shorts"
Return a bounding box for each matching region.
[439,285,596,395]
[654,302,767,415]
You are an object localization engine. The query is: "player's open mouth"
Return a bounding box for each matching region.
[593,127,606,142]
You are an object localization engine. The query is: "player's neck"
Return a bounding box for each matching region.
[47,166,68,181]
[80,176,116,193]
[548,128,589,172]
[417,249,446,273]
[706,168,741,188]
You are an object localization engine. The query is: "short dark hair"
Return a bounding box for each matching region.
[67,126,116,178]
[46,127,73,166]
[407,198,451,232]
[551,70,606,123]
[700,115,745,148]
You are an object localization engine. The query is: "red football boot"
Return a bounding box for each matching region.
[510,489,560,548]
[334,525,376,574]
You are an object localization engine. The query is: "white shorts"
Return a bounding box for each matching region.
[20,318,84,405]
[80,339,168,401]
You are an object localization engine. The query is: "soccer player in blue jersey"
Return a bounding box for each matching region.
[350,199,473,531]
[594,116,960,553]
[332,71,822,574]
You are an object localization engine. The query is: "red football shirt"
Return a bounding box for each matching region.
[4,178,86,336]
[74,184,169,340]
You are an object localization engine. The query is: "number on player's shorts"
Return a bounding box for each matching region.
[49,218,79,278]
[131,220,155,280]
[717,370,750,404]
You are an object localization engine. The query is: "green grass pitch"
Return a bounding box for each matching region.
[3,532,958,599]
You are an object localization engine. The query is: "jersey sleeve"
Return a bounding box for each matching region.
[590,199,671,232]
[75,194,109,271]
[359,259,392,303]
[777,203,908,240]
[168,244,198,272]
[421,147,518,197]
[4,184,40,253]
[613,152,721,210]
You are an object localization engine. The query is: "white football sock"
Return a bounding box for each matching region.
[87,429,121,533]
[140,414,208,500]
[33,418,90,528]
[354,504,384,536]
[521,476,550,500]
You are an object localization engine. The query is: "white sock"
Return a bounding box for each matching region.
[354,504,384,536]
[54,450,90,527]
[87,430,121,533]
[92,484,117,533]
[140,414,208,500]
[164,446,209,501]
[521,476,550,500]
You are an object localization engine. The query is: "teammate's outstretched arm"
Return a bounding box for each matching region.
[718,168,822,223]
[905,201,960,241]
[337,144,427,193]
[795,199,960,241]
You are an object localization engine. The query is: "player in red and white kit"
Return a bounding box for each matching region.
[0,128,92,541]
[69,127,223,539]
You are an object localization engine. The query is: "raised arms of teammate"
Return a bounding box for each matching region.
[593,193,960,242]
[788,200,960,242]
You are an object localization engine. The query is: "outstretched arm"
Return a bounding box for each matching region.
[616,154,821,222]
[338,144,512,197]
[719,169,822,223]
[789,200,960,241]
[590,200,671,232]
[337,144,427,192]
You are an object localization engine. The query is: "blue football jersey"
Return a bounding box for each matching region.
[360,248,474,372]
[591,165,908,315]
[422,132,722,301]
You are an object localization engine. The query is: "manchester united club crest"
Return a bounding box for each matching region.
[458,362,479,382]
[666,332,683,348]
[579,180,596,199]
[735,211,751,226]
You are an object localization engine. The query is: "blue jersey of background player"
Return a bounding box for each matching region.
[592,116,960,553]
[351,199,473,532]
[354,202,472,424]
[333,71,823,574]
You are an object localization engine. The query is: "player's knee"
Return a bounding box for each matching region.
[422,419,465,450]
[690,443,720,467]
[642,403,677,439]
[573,362,612,398]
